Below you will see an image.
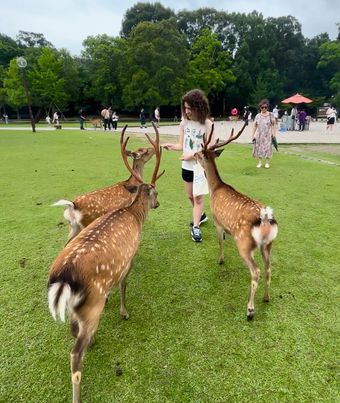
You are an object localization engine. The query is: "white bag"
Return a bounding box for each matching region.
[193,162,209,196]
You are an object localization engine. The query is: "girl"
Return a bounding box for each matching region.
[163,89,213,242]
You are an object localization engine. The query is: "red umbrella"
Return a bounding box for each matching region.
[282,93,313,104]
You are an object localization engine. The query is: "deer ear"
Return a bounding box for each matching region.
[215,149,224,157]
[124,185,138,193]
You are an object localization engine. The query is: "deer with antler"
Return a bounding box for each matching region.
[53,132,156,243]
[195,122,278,320]
[48,125,164,403]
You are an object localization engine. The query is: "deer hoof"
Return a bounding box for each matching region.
[218,258,224,265]
[263,296,270,303]
[120,313,130,320]
[246,309,255,321]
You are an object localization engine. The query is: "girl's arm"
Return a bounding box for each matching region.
[163,122,184,151]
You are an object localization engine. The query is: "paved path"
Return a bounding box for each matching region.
[1,121,339,143]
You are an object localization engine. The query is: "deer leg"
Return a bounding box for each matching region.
[71,304,103,403]
[119,262,133,320]
[70,313,79,338]
[260,242,273,302]
[237,241,260,320]
[215,223,225,264]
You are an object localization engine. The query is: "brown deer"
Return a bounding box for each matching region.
[48,124,164,403]
[195,123,278,320]
[52,129,155,242]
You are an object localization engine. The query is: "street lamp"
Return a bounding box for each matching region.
[16,57,36,133]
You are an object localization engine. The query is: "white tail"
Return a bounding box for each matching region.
[48,283,72,322]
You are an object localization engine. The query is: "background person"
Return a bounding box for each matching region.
[140,108,146,128]
[272,105,279,123]
[111,111,119,130]
[52,111,59,124]
[298,109,307,131]
[252,99,276,169]
[326,106,337,132]
[162,89,213,243]
[154,107,160,127]
[79,109,86,130]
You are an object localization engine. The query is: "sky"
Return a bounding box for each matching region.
[1,0,339,56]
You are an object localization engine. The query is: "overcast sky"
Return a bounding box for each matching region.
[1,0,339,55]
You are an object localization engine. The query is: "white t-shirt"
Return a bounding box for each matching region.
[181,119,211,171]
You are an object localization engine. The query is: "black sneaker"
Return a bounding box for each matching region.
[191,226,202,242]
[190,213,208,227]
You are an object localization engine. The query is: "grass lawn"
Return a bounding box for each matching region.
[0,129,339,402]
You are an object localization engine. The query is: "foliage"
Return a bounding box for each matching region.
[16,30,54,48]
[0,129,339,402]
[121,2,175,38]
[3,59,26,111]
[187,28,235,96]
[120,19,189,109]
[28,48,69,108]
[82,34,126,108]
[0,8,339,115]
[0,34,21,67]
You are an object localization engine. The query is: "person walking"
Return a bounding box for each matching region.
[252,99,276,169]
[140,108,146,128]
[272,105,279,124]
[297,109,307,131]
[162,89,213,242]
[326,106,337,132]
[154,107,160,127]
[79,109,86,130]
[101,106,111,131]
[52,111,59,125]
[111,111,119,130]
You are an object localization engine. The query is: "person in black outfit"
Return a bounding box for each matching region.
[79,109,86,130]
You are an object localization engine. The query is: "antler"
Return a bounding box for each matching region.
[208,120,248,150]
[120,125,143,183]
[145,122,165,185]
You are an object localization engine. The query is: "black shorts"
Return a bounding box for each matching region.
[182,168,193,182]
[327,117,335,125]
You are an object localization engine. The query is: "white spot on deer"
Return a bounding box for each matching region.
[101,264,105,271]
[96,266,99,274]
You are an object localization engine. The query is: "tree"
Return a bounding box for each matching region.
[187,28,236,101]
[0,34,20,67]
[3,59,26,117]
[82,34,126,108]
[28,48,68,111]
[16,31,54,48]
[120,2,175,38]
[120,19,189,110]
[318,40,340,105]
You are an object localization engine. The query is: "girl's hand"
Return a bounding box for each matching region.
[180,152,194,161]
[162,143,173,150]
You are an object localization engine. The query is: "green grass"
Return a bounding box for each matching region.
[0,130,339,402]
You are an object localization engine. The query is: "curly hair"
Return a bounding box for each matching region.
[181,89,210,124]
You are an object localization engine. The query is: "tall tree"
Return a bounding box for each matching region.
[28,48,69,111]
[3,59,27,117]
[121,2,175,38]
[16,31,54,48]
[120,19,189,110]
[187,28,235,97]
[0,34,21,67]
[82,34,126,108]
[318,40,340,105]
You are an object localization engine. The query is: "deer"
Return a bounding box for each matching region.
[52,129,156,243]
[195,122,278,320]
[47,124,164,403]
